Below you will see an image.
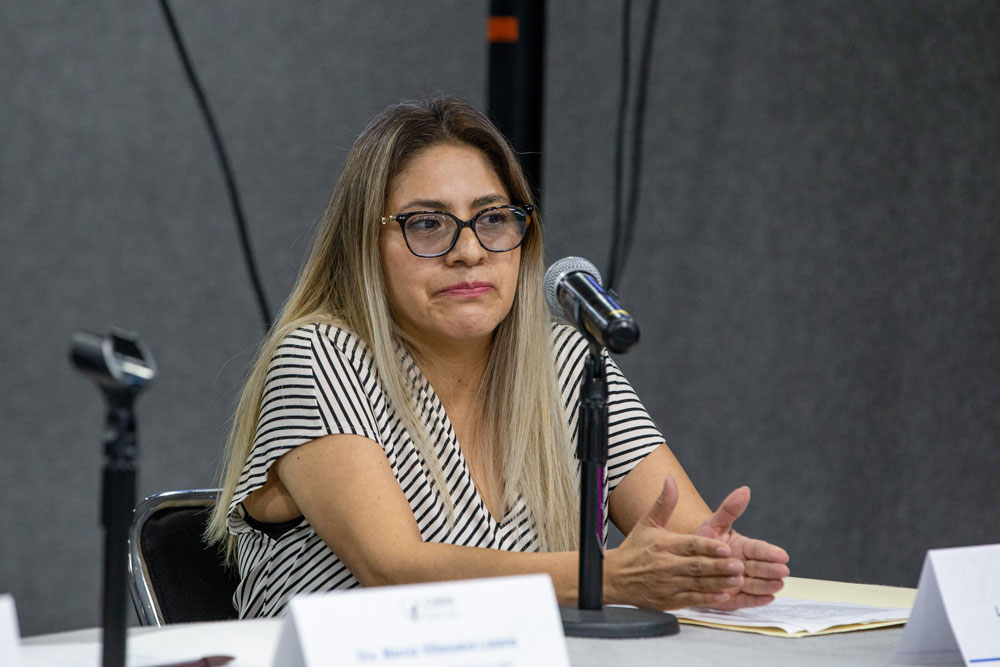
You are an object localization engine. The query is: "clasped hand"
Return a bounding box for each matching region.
[605,476,790,611]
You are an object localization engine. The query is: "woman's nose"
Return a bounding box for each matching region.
[445,226,486,264]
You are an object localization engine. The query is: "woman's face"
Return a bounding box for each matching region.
[379,142,521,351]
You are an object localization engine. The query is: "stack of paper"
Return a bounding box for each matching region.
[674,576,915,638]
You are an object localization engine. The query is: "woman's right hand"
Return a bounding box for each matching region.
[604,476,745,610]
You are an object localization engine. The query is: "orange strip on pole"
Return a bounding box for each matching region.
[488,16,519,43]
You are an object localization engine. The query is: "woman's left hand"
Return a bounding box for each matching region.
[692,486,790,610]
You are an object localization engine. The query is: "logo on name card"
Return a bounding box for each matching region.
[401,595,457,622]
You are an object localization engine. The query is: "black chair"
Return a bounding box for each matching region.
[128,489,241,625]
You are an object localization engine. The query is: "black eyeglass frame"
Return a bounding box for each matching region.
[380,204,534,258]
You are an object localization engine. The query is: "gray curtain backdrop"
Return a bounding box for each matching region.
[2,1,997,635]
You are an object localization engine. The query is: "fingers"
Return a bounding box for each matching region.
[674,554,743,580]
[610,527,744,610]
[659,543,746,598]
[701,486,751,534]
[671,590,740,609]
[652,570,745,610]
[615,485,788,612]
[671,533,733,559]
[708,593,777,612]
[735,536,790,564]
[735,536,790,596]
[743,558,790,581]
[643,475,680,529]
[663,583,779,611]
[668,581,778,611]
[738,575,785,596]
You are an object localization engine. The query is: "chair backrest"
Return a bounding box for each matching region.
[128,489,240,626]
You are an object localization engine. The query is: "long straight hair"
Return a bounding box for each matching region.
[206,97,579,559]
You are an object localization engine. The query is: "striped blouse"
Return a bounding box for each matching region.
[227,323,664,618]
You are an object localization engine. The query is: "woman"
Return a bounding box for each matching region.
[206,97,789,619]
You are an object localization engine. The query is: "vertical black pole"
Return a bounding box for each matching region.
[577,349,608,610]
[488,0,546,204]
[101,406,136,667]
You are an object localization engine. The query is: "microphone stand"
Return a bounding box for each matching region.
[100,396,138,667]
[559,342,678,638]
[70,329,156,667]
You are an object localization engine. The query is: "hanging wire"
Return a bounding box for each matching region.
[606,0,662,292]
[158,0,273,332]
[606,0,633,291]
[617,0,661,282]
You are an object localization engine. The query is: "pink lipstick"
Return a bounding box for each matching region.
[439,281,494,297]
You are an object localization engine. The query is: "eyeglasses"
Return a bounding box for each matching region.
[381,204,533,258]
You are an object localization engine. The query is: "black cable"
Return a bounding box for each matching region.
[157,0,273,332]
[606,0,661,292]
[606,0,632,291]
[617,0,661,282]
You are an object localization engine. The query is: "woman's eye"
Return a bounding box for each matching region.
[480,211,509,226]
[406,216,443,232]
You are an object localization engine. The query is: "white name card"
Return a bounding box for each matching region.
[0,594,22,667]
[271,574,570,667]
[894,544,1000,666]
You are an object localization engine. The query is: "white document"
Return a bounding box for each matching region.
[894,544,1000,666]
[1,594,21,667]
[676,597,910,634]
[272,574,570,667]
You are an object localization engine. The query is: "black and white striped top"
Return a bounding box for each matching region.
[227,323,664,618]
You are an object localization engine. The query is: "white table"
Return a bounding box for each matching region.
[23,577,949,666]
[20,617,936,667]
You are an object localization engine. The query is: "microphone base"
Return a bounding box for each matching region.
[559,605,679,638]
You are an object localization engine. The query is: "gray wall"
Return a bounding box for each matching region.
[2,1,997,635]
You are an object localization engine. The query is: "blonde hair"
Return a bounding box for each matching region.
[206,97,579,559]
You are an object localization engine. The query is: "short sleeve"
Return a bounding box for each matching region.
[603,354,664,490]
[227,324,381,534]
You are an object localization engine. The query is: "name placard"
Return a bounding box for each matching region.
[271,574,570,667]
[0,594,21,667]
[894,544,1000,666]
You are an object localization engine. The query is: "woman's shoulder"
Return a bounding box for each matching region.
[549,320,580,341]
[549,321,588,360]
[271,321,373,366]
[548,321,623,384]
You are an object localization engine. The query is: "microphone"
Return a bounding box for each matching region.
[544,256,640,354]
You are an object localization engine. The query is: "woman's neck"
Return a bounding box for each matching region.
[411,335,490,408]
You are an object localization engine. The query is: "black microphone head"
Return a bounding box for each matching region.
[543,256,602,310]
[604,317,641,354]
